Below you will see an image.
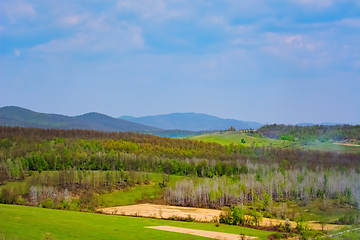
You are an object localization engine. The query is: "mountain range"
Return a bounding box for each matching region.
[2,106,346,133]
[0,106,160,132]
[119,113,263,131]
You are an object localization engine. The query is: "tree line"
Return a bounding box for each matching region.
[1,126,360,184]
[258,124,360,142]
[165,166,360,210]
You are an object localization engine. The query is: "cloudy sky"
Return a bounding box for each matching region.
[0,0,359,124]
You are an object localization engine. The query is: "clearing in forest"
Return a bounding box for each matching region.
[100,204,343,231]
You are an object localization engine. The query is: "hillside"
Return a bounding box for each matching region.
[258,124,360,142]
[190,131,295,148]
[190,131,360,154]
[0,106,160,132]
[119,113,263,131]
[139,130,218,138]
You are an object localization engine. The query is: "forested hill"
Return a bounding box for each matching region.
[0,106,161,132]
[258,124,360,142]
[1,126,359,173]
[119,113,263,131]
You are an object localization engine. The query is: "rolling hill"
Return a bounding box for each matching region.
[119,113,263,131]
[0,106,161,132]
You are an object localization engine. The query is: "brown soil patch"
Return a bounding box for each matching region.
[334,143,360,147]
[100,204,343,231]
[101,203,220,222]
[146,226,256,240]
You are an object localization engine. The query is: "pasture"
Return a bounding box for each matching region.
[190,131,360,153]
[0,204,274,240]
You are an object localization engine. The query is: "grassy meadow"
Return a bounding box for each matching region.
[190,131,360,153]
[189,131,292,147]
[97,174,186,207]
[0,204,274,240]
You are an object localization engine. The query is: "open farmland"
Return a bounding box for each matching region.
[0,204,274,240]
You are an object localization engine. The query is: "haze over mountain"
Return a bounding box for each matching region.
[0,106,161,132]
[119,113,263,131]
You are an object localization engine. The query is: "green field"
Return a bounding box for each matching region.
[98,183,163,207]
[190,131,360,153]
[190,131,292,147]
[0,204,274,240]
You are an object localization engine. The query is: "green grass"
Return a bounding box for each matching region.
[190,131,360,153]
[303,141,360,154]
[98,184,163,207]
[190,131,294,148]
[279,199,360,223]
[97,174,201,207]
[0,172,191,209]
[0,204,274,240]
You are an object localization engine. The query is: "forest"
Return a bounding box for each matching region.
[258,124,360,143]
[1,126,359,179]
[1,126,360,236]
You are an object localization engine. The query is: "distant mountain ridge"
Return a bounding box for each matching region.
[0,106,161,132]
[119,113,263,131]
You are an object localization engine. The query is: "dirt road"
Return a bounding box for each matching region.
[333,143,360,147]
[146,226,256,240]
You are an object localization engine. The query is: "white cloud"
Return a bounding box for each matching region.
[58,14,88,26]
[261,32,334,69]
[284,35,303,47]
[306,44,315,50]
[292,0,334,8]
[32,33,90,53]
[1,0,36,23]
[85,15,112,32]
[116,0,185,20]
[203,15,226,25]
[336,18,360,28]
[14,49,20,57]
[32,20,144,53]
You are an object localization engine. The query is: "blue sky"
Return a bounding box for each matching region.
[0,0,359,124]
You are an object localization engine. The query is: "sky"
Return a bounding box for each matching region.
[0,0,359,124]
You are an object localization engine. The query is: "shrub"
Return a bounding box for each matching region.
[61,201,69,210]
[284,218,291,232]
[296,218,312,240]
[275,233,283,239]
[42,198,53,208]
[69,201,80,211]
[43,233,56,240]
[339,215,356,225]
[250,210,263,226]
[239,233,246,240]
[232,206,246,225]
[16,198,24,205]
[185,214,195,222]
[219,207,232,224]
[0,188,16,204]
